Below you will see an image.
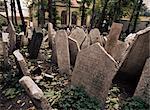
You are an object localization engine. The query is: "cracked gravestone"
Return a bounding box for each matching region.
[89,28,103,46]
[71,43,118,107]
[28,28,43,59]
[68,37,80,66]
[55,30,70,74]
[69,27,86,48]
[105,22,123,56]
[134,57,150,102]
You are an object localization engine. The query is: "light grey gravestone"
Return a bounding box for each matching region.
[89,28,103,46]
[69,27,86,47]
[7,21,16,53]
[81,35,90,49]
[71,43,118,107]
[55,30,70,74]
[48,23,55,49]
[105,23,123,56]
[111,40,129,62]
[2,33,9,66]
[134,58,150,102]
[68,37,80,66]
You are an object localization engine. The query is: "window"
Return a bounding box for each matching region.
[61,11,67,25]
[71,12,77,25]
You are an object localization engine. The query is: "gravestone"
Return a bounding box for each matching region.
[55,30,70,74]
[28,28,43,59]
[89,28,103,46]
[71,43,118,107]
[113,27,150,95]
[2,33,9,66]
[134,58,150,102]
[7,21,16,53]
[13,50,30,76]
[81,35,90,49]
[69,27,86,47]
[111,40,129,62]
[105,23,123,56]
[68,37,80,66]
[48,23,54,49]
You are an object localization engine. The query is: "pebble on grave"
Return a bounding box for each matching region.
[71,43,118,108]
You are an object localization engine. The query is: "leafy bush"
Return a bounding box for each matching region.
[121,96,150,110]
[51,86,102,110]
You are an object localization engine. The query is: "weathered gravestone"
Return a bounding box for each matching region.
[7,21,16,53]
[2,33,9,66]
[71,43,118,107]
[134,58,150,102]
[89,28,104,46]
[68,37,80,66]
[55,30,70,74]
[105,22,123,56]
[111,40,129,63]
[13,50,30,76]
[48,23,54,49]
[81,35,90,49]
[28,28,43,59]
[19,76,52,110]
[69,27,86,48]
[113,27,150,95]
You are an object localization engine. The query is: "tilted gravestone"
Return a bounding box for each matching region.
[69,27,86,48]
[28,28,43,59]
[68,37,80,66]
[81,35,90,49]
[111,40,129,62]
[105,22,123,56]
[2,33,9,66]
[113,27,150,95]
[55,30,70,74]
[7,21,16,53]
[71,43,118,107]
[134,58,150,102]
[89,28,103,46]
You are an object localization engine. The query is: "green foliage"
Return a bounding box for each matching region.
[121,97,150,110]
[51,86,102,110]
[106,86,121,110]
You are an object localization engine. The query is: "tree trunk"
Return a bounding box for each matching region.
[81,0,86,26]
[4,0,9,24]
[125,0,137,35]
[16,0,26,33]
[13,0,18,25]
[41,0,45,28]
[131,0,143,32]
[68,0,71,27]
[96,0,109,31]
[90,0,96,29]
[11,0,14,24]
[48,0,52,22]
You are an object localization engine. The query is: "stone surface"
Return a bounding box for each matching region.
[68,37,80,66]
[55,30,70,74]
[125,33,136,45]
[89,28,103,46]
[134,58,150,102]
[69,27,86,47]
[7,21,16,53]
[105,23,123,55]
[71,43,118,107]
[81,35,90,49]
[48,23,55,49]
[28,28,43,59]
[111,40,129,62]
